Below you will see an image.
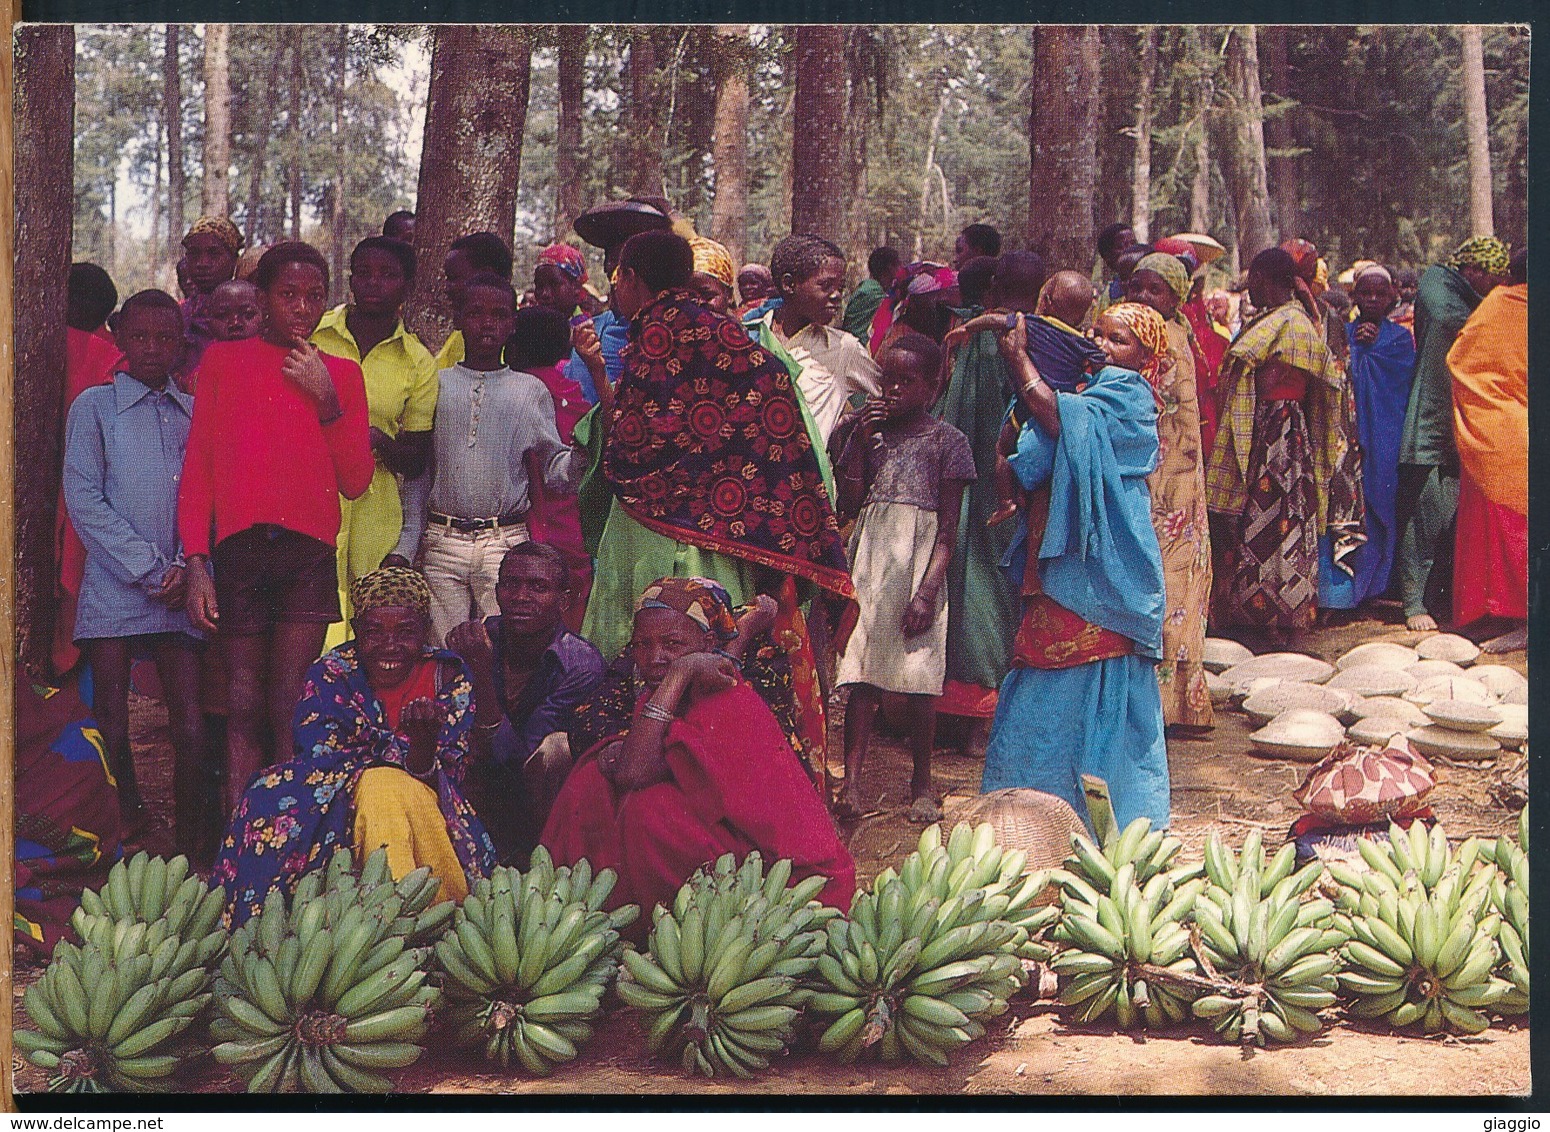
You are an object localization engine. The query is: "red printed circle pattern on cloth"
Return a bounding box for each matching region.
[603,288,854,597]
[1292,733,1436,824]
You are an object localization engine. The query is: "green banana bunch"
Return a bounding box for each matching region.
[1049,859,1201,1031]
[436,847,638,1074]
[1051,817,1199,910]
[1485,812,1529,1015]
[210,848,444,1092]
[806,824,1040,1065]
[617,851,830,1078]
[16,931,211,1093]
[1336,856,1511,1035]
[1330,820,1475,897]
[1190,832,1342,1045]
[72,853,229,981]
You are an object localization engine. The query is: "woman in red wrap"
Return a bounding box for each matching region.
[541,576,855,928]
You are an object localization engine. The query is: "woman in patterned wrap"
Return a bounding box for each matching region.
[214,567,496,925]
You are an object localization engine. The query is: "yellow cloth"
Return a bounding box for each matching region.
[435,329,465,371]
[351,766,470,903]
[1448,283,1527,514]
[312,305,439,647]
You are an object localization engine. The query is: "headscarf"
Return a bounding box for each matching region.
[1354,264,1393,287]
[1280,238,1328,320]
[350,567,433,618]
[1281,238,1320,283]
[1447,235,1511,277]
[537,242,588,284]
[1102,301,1171,386]
[906,264,957,296]
[1134,252,1191,304]
[635,576,739,642]
[184,216,244,256]
[688,235,735,290]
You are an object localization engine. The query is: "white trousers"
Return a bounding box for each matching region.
[418,521,530,646]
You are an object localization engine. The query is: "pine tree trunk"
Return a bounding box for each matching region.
[405,26,533,346]
[710,25,751,271]
[1028,25,1101,271]
[1460,25,1494,237]
[1130,26,1157,243]
[790,25,848,244]
[164,25,185,271]
[288,27,303,239]
[1259,25,1301,240]
[330,26,348,301]
[1219,26,1274,260]
[627,28,663,196]
[13,25,75,678]
[149,118,163,284]
[554,25,586,240]
[201,23,231,216]
[1190,28,1213,233]
[245,32,285,244]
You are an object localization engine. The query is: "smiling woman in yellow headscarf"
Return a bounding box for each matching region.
[687,234,736,313]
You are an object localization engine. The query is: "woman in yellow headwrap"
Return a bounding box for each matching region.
[687,234,736,314]
[1123,258,1214,731]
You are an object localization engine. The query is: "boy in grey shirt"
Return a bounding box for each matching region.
[394,273,585,643]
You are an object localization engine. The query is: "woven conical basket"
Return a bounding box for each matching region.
[945,789,1086,904]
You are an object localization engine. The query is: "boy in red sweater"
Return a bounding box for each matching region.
[180,242,373,812]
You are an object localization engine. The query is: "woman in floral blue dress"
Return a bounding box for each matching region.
[214,567,496,925]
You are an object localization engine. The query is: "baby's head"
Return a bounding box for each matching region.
[1038,270,1096,328]
[206,279,263,341]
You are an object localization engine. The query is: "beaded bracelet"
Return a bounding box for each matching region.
[640,701,676,723]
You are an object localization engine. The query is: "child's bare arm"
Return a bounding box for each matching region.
[902,478,967,638]
[942,309,1008,349]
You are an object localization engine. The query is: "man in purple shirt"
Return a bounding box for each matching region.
[447,541,604,863]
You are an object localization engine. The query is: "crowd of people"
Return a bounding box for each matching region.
[19,192,1528,942]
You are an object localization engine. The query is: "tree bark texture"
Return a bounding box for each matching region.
[1219,26,1274,261]
[1028,25,1101,272]
[13,25,75,678]
[1259,26,1302,240]
[1459,25,1495,237]
[843,28,872,274]
[1131,26,1157,243]
[330,25,348,303]
[245,29,285,245]
[554,25,586,240]
[405,25,533,347]
[201,23,231,217]
[1190,28,1213,234]
[288,27,303,239]
[914,84,947,261]
[626,28,664,197]
[790,24,849,244]
[709,25,751,271]
[164,25,184,274]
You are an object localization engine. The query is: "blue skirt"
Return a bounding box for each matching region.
[981,655,1170,830]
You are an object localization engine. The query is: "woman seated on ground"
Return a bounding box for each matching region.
[541,577,856,926]
[215,567,497,925]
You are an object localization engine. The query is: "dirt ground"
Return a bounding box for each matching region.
[11,613,1530,1099]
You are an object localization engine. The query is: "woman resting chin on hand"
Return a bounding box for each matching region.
[539,577,855,933]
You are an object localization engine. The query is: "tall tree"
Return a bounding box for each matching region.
[1459,25,1494,236]
[202,23,231,216]
[626,28,664,196]
[405,26,533,345]
[288,28,303,239]
[914,81,948,261]
[244,29,285,244]
[1258,25,1301,240]
[1028,25,1101,271]
[163,25,184,274]
[1130,26,1158,242]
[709,25,751,270]
[1218,25,1274,260]
[554,25,586,239]
[1190,28,1214,234]
[13,25,75,678]
[790,25,848,243]
[330,26,349,293]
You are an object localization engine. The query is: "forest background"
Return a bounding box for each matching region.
[9,23,1531,674]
